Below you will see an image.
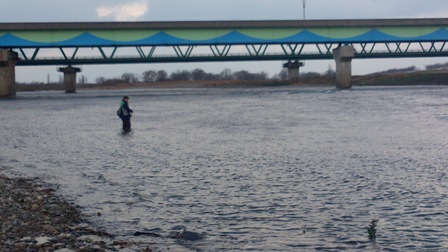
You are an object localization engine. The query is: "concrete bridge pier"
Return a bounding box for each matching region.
[58,66,81,93]
[0,50,19,97]
[283,60,304,83]
[332,46,355,89]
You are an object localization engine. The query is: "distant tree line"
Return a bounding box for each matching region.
[94,68,285,85]
[21,60,448,89]
[89,60,448,85]
[91,66,341,86]
[367,61,448,76]
[368,66,418,76]
[425,62,448,71]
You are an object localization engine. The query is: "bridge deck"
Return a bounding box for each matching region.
[2,19,448,48]
[2,19,448,65]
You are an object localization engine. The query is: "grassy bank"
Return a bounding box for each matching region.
[16,70,448,92]
[353,70,448,86]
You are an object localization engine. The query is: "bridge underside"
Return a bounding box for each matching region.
[11,41,448,66]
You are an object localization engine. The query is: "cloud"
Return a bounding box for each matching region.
[97,0,149,21]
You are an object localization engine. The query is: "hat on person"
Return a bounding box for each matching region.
[123,96,129,100]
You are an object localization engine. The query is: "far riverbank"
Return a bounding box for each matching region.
[16,69,448,92]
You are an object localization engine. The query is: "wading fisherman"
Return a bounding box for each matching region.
[118,96,133,131]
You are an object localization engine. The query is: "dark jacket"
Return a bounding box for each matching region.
[120,100,133,119]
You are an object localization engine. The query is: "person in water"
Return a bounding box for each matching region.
[119,96,133,131]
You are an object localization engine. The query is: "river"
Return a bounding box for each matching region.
[1,85,447,251]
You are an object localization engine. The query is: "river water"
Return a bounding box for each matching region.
[1,85,448,251]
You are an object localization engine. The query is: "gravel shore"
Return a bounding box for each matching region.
[0,174,153,252]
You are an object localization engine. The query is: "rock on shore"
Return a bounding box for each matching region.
[0,175,153,251]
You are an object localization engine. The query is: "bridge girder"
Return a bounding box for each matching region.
[12,41,448,66]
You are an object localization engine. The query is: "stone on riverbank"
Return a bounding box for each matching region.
[0,175,154,251]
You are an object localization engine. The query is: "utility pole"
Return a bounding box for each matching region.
[302,0,306,20]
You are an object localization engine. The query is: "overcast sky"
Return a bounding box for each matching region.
[2,0,448,82]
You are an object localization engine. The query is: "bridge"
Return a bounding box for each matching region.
[2,18,448,96]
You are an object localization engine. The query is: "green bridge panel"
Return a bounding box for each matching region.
[2,19,448,48]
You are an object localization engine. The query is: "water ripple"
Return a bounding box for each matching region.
[1,86,448,251]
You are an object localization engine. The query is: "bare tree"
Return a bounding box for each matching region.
[170,70,192,81]
[142,70,158,83]
[301,72,321,78]
[278,69,288,80]
[259,71,269,80]
[79,75,88,84]
[95,76,106,84]
[233,70,251,80]
[157,70,168,81]
[121,72,140,83]
[324,65,335,77]
[233,70,268,80]
[192,68,207,80]
[220,68,233,80]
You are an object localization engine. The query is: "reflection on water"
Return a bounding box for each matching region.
[1,86,448,251]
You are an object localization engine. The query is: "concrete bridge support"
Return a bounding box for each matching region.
[332,46,355,89]
[283,60,304,83]
[58,66,81,93]
[0,50,19,97]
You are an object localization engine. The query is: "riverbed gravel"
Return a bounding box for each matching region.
[0,174,154,252]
